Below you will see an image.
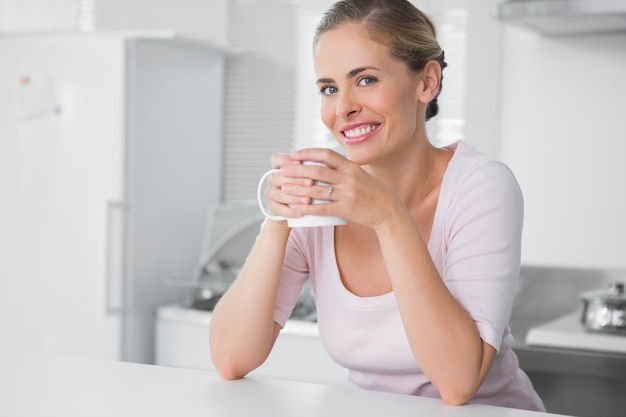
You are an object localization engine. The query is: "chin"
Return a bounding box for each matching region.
[342,149,376,166]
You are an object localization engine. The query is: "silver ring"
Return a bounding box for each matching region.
[327,186,333,200]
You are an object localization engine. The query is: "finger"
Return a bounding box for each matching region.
[266,185,310,217]
[268,172,314,189]
[325,184,335,201]
[268,192,310,211]
[289,148,346,170]
[312,183,334,201]
[266,174,312,205]
[279,162,335,187]
[271,153,303,169]
[280,182,336,207]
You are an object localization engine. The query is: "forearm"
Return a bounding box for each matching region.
[374,204,491,405]
[209,220,291,379]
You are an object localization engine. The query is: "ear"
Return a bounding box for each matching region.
[416,60,442,104]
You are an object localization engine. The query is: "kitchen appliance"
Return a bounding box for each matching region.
[165,201,318,321]
[0,32,224,364]
[165,202,264,311]
[580,282,626,334]
[497,0,626,35]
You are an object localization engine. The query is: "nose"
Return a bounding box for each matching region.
[336,90,360,119]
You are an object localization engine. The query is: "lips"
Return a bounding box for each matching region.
[340,123,380,145]
[342,123,380,138]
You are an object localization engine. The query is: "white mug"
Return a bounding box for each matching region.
[257,161,347,227]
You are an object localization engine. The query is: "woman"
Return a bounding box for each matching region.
[210,0,545,411]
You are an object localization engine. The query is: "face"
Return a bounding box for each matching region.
[314,23,424,165]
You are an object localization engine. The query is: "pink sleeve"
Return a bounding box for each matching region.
[442,160,523,352]
[273,229,310,327]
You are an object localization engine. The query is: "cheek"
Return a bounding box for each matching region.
[384,86,414,110]
[387,90,419,123]
[365,87,407,117]
[320,101,335,130]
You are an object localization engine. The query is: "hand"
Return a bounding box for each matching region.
[280,148,402,229]
[262,153,314,223]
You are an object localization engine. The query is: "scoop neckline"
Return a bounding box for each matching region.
[325,141,464,306]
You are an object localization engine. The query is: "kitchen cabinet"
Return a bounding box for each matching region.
[156,305,347,386]
[512,320,626,417]
[510,265,626,417]
[496,0,626,35]
[0,32,224,364]
[75,0,228,47]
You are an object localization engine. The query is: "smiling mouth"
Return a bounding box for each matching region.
[342,124,380,138]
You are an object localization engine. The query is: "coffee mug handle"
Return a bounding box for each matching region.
[257,168,288,221]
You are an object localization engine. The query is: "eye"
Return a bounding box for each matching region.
[319,85,338,96]
[358,76,377,87]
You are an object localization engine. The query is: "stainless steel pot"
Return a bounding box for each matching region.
[580,282,626,334]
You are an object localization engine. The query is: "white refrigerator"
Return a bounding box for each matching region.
[0,32,224,364]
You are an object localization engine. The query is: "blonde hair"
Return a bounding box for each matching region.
[314,0,447,120]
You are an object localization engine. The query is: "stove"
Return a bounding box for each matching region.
[526,311,626,354]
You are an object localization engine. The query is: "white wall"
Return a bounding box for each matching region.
[0,0,227,47]
[0,0,76,31]
[499,26,626,269]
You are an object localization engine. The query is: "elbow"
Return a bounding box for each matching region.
[210,345,259,381]
[215,365,246,381]
[211,354,249,381]
[438,382,479,407]
[210,349,251,381]
[441,393,471,407]
[436,345,494,406]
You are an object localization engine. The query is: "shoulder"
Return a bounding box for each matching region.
[287,226,334,255]
[442,140,522,202]
[438,141,524,232]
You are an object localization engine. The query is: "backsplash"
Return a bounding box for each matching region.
[513,265,626,322]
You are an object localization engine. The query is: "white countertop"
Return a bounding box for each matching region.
[526,312,626,354]
[0,352,568,417]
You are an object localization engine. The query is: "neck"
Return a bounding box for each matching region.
[365,141,443,207]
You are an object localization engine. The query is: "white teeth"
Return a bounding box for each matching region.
[343,124,378,138]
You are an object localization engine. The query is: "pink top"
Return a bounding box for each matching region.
[273,141,545,411]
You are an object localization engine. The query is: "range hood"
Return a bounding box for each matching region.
[497,0,626,35]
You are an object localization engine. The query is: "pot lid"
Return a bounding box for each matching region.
[581,282,626,304]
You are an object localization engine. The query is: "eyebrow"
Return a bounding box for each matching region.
[316,66,379,84]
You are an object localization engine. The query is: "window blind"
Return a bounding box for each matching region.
[223,0,297,202]
[419,0,503,156]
